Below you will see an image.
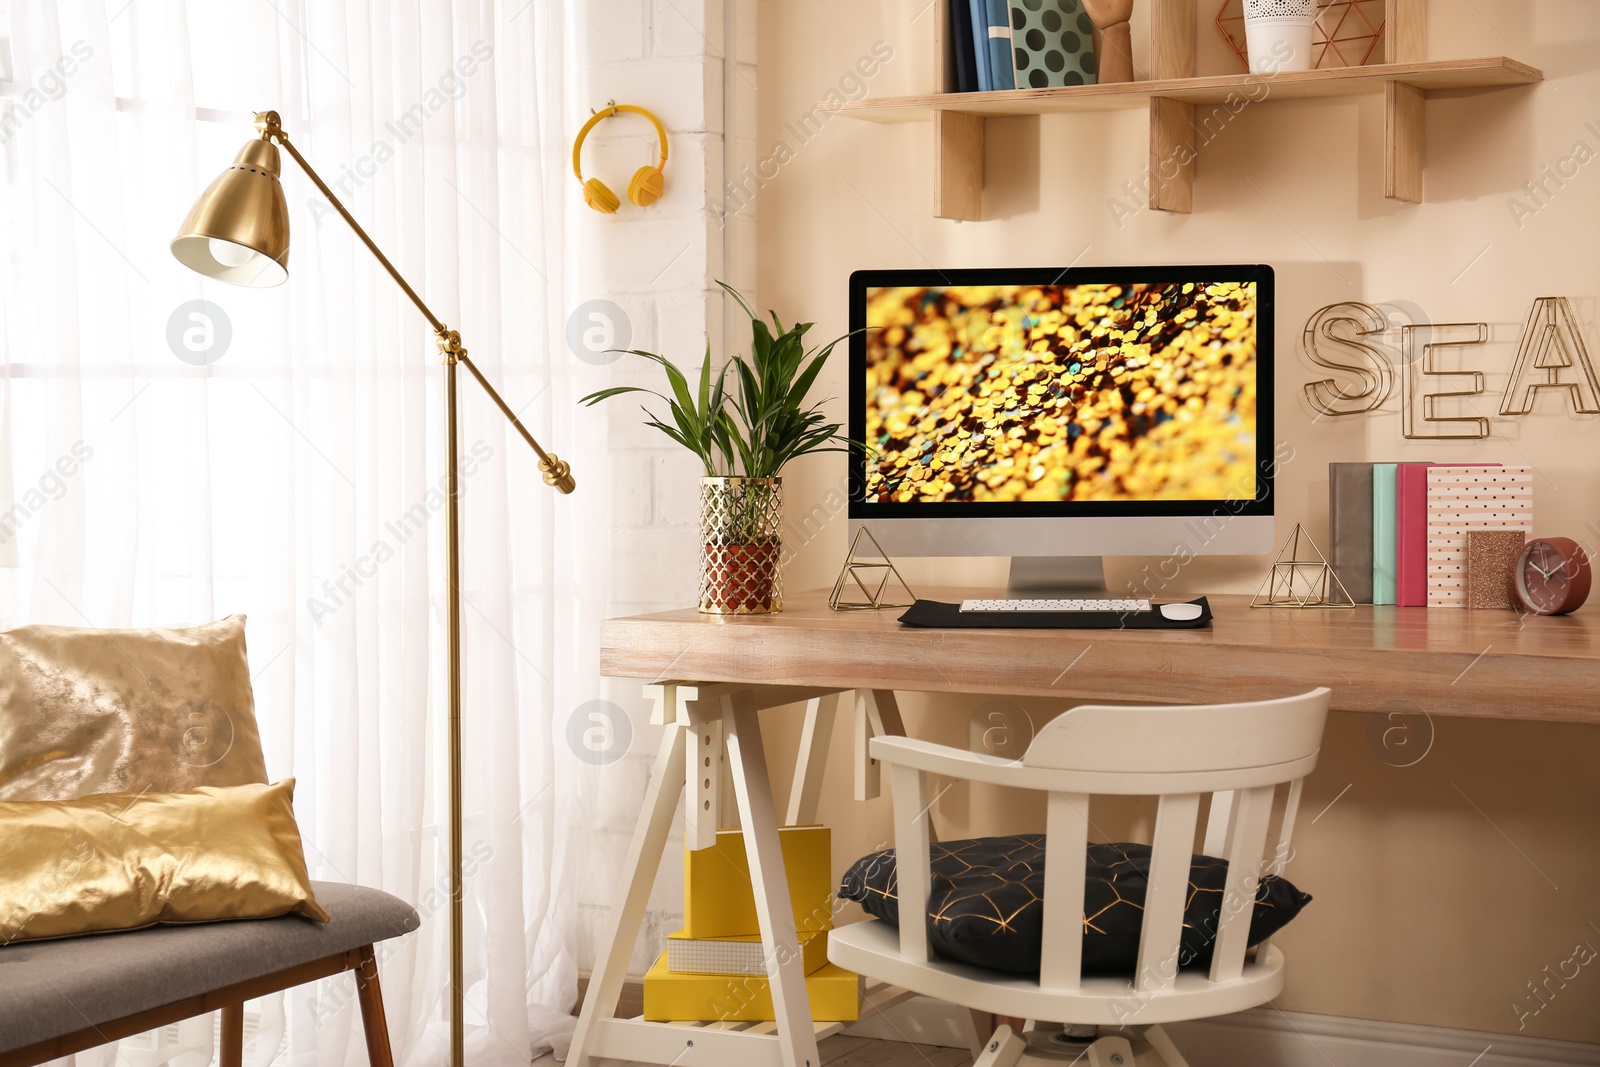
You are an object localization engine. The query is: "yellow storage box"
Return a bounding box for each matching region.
[642,951,861,1022]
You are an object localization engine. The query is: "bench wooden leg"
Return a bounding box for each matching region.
[219,1003,244,1067]
[355,945,395,1067]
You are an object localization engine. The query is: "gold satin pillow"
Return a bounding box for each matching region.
[0,616,268,801]
[0,778,329,945]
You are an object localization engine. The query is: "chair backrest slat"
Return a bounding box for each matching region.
[1133,792,1201,993]
[1272,778,1304,877]
[888,762,933,962]
[1207,783,1275,982]
[1039,791,1089,991]
[1202,789,1236,856]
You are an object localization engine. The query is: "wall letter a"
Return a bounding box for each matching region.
[1500,297,1600,415]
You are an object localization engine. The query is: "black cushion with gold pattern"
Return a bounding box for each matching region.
[838,835,1310,976]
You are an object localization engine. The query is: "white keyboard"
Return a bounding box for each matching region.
[958,597,1153,613]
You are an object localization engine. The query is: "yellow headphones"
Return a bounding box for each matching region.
[572,103,669,214]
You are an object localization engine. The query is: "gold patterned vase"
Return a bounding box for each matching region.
[699,477,782,614]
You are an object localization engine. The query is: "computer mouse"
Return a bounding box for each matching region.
[1158,602,1204,621]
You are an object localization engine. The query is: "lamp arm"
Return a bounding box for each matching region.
[260,112,574,493]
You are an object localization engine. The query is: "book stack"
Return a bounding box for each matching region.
[949,0,1098,92]
[643,825,861,1023]
[1328,462,1533,608]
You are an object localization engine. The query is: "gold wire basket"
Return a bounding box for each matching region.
[698,477,783,614]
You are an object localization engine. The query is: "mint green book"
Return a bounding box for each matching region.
[1371,463,1398,605]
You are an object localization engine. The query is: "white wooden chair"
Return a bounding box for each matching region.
[827,688,1332,1067]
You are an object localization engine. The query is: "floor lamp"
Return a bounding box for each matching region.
[171,110,574,1067]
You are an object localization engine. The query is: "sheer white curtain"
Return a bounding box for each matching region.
[0,2,600,1065]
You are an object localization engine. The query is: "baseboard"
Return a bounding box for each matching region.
[836,995,1600,1067]
[1164,1009,1600,1067]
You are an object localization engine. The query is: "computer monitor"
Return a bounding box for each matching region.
[847,265,1276,592]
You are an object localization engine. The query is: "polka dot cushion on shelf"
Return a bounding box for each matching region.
[1009,0,1097,89]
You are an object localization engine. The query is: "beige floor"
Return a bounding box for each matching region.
[543,1035,972,1067]
[574,1036,973,1067]
[811,1034,973,1066]
[566,981,976,1066]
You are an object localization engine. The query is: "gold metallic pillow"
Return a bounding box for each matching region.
[0,616,268,801]
[0,778,329,944]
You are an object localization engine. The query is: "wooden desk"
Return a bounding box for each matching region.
[602,588,1600,724]
[572,589,1600,1067]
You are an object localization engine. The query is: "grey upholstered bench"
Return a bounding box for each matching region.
[0,882,419,1067]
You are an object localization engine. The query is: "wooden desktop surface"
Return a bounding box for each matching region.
[601,589,1600,724]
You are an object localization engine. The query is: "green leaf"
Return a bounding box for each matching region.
[585,281,856,477]
[579,385,660,406]
[697,345,713,424]
[788,352,829,411]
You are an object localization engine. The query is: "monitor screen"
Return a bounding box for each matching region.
[848,266,1274,523]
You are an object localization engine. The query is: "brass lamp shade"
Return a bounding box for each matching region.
[171,139,290,287]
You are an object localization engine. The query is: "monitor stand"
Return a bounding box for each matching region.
[1007,556,1109,595]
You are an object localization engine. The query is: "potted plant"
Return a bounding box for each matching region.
[582,282,856,614]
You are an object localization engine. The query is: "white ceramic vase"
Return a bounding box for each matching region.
[1243,0,1318,74]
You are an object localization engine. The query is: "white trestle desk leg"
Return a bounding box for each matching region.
[569,699,689,1067]
[854,690,904,802]
[786,693,841,825]
[685,700,725,851]
[721,689,822,1067]
[853,690,881,802]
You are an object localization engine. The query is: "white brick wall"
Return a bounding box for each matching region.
[571,0,752,977]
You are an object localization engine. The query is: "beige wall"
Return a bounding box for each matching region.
[754,0,1600,1044]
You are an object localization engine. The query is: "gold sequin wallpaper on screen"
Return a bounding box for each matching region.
[863,282,1259,504]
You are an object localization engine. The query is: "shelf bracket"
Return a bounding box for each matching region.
[1385,0,1427,63]
[934,110,984,221]
[1148,0,1196,214]
[1384,81,1424,203]
[1383,0,1427,203]
[1149,98,1196,214]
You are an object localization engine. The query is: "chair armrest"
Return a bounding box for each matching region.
[868,735,1043,786]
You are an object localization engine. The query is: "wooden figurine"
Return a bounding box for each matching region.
[1083,0,1135,83]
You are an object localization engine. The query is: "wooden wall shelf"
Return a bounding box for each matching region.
[824,0,1542,220]
[826,58,1540,120]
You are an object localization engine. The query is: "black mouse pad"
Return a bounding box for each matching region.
[898,597,1213,630]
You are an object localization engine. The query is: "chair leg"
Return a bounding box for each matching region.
[973,1025,1028,1067]
[219,1002,244,1067]
[966,1009,995,1058]
[354,945,396,1067]
[1082,1035,1135,1067]
[988,1028,1142,1067]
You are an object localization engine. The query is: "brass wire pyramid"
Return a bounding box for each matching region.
[1251,523,1355,608]
[829,527,917,611]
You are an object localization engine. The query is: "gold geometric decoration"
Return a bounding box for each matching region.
[829,527,917,611]
[1251,524,1355,608]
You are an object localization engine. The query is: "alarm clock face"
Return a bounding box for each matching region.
[1516,539,1592,615]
